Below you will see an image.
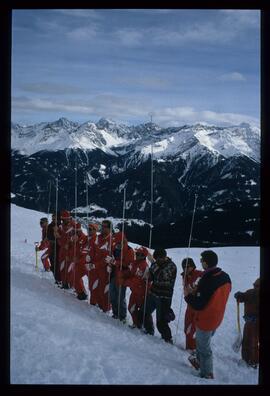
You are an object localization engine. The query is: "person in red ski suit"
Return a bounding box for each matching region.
[106,231,135,322]
[181,257,203,350]
[122,246,150,328]
[54,210,74,289]
[47,213,61,284]
[81,223,99,305]
[67,222,88,300]
[90,220,114,312]
[234,278,260,368]
[36,217,51,271]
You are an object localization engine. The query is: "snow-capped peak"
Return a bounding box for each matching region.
[11,118,260,162]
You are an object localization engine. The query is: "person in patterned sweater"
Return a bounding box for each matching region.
[142,248,177,344]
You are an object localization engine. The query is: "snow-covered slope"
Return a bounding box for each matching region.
[11,204,259,384]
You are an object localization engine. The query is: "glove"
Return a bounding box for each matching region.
[234,291,241,300]
[35,246,39,252]
[85,255,91,263]
[105,255,115,265]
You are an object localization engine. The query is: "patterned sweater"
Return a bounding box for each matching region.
[149,258,177,299]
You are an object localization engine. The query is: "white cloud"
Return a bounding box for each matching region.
[12,96,259,127]
[113,29,144,47]
[218,72,246,82]
[56,9,103,19]
[20,82,88,95]
[67,26,98,40]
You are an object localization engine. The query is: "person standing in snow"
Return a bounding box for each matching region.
[181,258,203,351]
[142,248,177,344]
[90,220,114,312]
[36,217,51,271]
[185,250,231,379]
[81,223,99,304]
[121,246,151,328]
[234,278,259,368]
[47,213,61,284]
[68,222,88,300]
[106,231,135,322]
[54,210,74,289]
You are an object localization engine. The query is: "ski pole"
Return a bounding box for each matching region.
[34,242,39,271]
[108,221,113,309]
[117,187,126,322]
[54,177,58,281]
[232,301,242,352]
[142,143,154,329]
[174,193,198,344]
[73,157,78,288]
[85,173,91,305]
[46,180,51,239]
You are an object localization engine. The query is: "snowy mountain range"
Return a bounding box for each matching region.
[11,117,260,247]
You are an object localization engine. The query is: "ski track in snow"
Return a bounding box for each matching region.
[11,204,259,384]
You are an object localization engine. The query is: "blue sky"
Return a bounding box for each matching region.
[12,9,260,127]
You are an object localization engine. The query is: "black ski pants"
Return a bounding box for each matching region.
[143,292,173,342]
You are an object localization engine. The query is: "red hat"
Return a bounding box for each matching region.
[61,210,71,219]
[135,246,148,257]
[88,223,99,231]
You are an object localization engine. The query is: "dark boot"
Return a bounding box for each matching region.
[77,291,88,300]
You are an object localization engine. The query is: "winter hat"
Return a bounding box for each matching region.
[181,257,196,270]
[61,210,71,219]
[165,308,175,323]
[135,246,148,258]
[40,217,48,223]
[88,223,99,231]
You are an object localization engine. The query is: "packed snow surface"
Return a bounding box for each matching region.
[11,204,259,384]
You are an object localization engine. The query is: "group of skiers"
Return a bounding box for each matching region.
[36,211,260,380]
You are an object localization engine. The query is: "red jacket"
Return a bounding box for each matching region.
[92,233,113,273]
[68,231,88,264]
[123,258,148,292]
[185,267,231,331]
[182,268,203,289]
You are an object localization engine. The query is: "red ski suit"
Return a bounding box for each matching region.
[182,268,203,350]
[91,233,113,312]
[122,258,150,327]
[110,233,135,286]
[38,228,51,271]
[57,221,75,285]
[67,231,88,293]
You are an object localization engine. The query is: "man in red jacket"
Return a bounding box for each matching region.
[185,250,231,379]
[54,210,74,289]
[106,231,134,322]
[122,246,150,328]
[181,258,203,350]
[68,222,88,300]
[90,220,113,312]
[81,223,99,304]
[36,217,51,271]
